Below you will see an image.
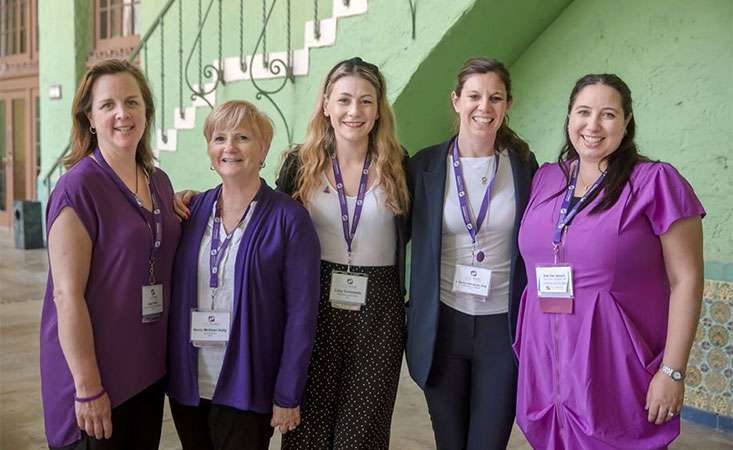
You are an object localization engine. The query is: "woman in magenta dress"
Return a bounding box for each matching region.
[514,74,705,450]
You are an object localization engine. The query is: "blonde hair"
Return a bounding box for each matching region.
[290,58,409,215]
[66,59,156,172]
[203,100,274,152]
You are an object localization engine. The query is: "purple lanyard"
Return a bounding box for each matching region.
[331,152,371,264]
[553,160,606,246]
[209,194,252,289]
[451,139,500,262]
[92,148,162,283]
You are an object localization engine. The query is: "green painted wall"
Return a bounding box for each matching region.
[508,0,733,276]
[38,0,92,201]
[393,0,573,153]
[132,0,476,192]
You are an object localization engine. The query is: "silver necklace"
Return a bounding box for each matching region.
[481,156,496,185]
[133,167,144,207]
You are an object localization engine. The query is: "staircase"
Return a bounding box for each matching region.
[41,0,570,195]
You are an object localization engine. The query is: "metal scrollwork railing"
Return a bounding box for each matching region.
[408,0,417,39]
[313,0,321,40]
[184,0,224,108]
[43,0,416,197]
[250,0,295,144]
[239,0,247,73]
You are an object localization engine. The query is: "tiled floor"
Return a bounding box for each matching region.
[1,228,731,449]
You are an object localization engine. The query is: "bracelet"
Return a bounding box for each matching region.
[74,388,106,403]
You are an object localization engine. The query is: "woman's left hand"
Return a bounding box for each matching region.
[645,371,684,424]
[271,405,300,434]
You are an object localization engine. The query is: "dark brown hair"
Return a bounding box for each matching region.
[453,57,530,161]
[65,59,156,172]
[558,73,649,213]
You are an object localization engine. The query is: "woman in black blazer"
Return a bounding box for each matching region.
[405,57,538,450]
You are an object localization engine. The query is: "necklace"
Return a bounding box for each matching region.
[480,156,496,185]
[133,166,143,207]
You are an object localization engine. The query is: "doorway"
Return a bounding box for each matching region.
[0,88,38,227]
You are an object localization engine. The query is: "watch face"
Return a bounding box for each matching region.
[673,372,683,381]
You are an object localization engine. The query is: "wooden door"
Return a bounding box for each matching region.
[0,90,35,227]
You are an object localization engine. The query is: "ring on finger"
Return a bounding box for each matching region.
[667,410,676,417]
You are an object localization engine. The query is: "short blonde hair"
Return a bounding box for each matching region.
[203,100,274,151]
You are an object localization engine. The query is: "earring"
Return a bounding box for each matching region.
[210,165,215,171]
[89,126,96,135]
[259,161,266,169]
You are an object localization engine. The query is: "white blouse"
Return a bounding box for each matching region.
[307,175,396,267]
[195,201,256,399]
[439,150,516,316]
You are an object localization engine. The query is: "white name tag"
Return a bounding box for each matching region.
[536,265,574,298]
[452,264,492,298]
[329,271,368,308]
[141,284,163,323]
[190,310,231,346]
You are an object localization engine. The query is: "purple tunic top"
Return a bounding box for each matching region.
[166,182,320,412]
[514,161,705,450]
[40,157,181,448]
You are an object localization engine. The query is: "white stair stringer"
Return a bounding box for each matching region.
[156,0,368,154]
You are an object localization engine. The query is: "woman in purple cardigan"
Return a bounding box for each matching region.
[166,100,321,450]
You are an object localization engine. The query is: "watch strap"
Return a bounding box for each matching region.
[660,364,684,381]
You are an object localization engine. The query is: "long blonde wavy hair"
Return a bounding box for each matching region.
[290,57,409,215]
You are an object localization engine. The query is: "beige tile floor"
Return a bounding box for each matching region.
[1,227,731,450]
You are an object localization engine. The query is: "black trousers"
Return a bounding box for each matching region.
[424,305,517,450]
[51,379,165,450]
[169,397,274,450]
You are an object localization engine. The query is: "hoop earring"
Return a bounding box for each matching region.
[89,126,96,135]
[259,161,266,169]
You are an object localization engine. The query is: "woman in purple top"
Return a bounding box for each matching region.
[166,100,321,450]
[40,59,181,449]
[514,74,705,449]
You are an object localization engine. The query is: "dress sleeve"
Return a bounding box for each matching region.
[640,162,705,236]
[45,174,99,242]
[526,162,553,205]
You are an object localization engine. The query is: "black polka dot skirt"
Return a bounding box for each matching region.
[282,261,405,450]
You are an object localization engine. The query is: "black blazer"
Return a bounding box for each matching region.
[275,149,410,295]
[405,137,538,389]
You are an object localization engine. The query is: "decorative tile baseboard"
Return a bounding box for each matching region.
[683,279,733,431]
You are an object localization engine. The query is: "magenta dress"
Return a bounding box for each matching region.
[514,161,705,450]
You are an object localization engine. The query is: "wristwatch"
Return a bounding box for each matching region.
[660,364,684,382]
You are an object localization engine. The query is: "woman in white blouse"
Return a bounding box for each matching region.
[276,57,409,450]
[405,57,538,450]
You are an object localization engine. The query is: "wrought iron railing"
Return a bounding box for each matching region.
[42,0,418,198]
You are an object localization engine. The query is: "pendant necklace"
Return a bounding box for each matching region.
[480,155,495,185]
[133,166,143,207]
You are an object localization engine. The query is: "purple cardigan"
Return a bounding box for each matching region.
[166,181,320,412]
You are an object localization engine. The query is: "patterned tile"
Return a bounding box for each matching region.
[685,280,733,418]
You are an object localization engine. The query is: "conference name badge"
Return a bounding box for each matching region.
[536,264,574,314]
[141,284,163,323]
[329,271,368,310]
[190,310,231,347]
[452,264,492,298]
